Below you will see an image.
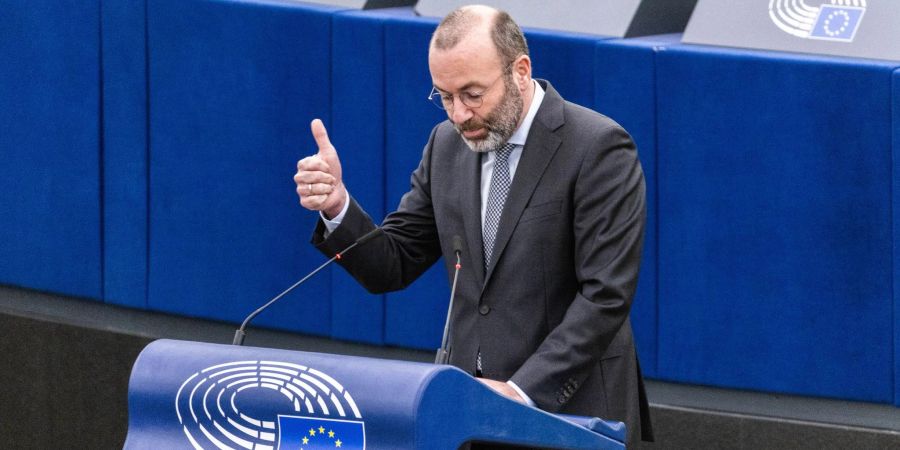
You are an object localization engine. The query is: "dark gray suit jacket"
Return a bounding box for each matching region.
[313,80,653,444]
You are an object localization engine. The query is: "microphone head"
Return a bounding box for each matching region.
[452,235,463,254]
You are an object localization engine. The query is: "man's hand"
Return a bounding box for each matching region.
[477,378,525,403]
[295,119,347,219]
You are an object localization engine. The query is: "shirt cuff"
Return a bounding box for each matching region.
[506,380,536,407]
[320,193,350,233]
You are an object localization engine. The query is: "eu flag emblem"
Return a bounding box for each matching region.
[278,415,366,449]
[809,5,865,42]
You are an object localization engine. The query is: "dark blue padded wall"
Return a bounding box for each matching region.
[526,28,602,111]
[329,9,403,345]
[593,37,676,378]
[894,68,900,407]
[146,0,341,335]
[383,16,449,350]
[656,46,898,403]
[0,1,102,300]
[102,0,149,309]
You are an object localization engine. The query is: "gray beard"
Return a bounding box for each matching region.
[456,77,523,153]
[461,127,510,153]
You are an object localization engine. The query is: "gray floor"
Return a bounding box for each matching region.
[2,284,899,448]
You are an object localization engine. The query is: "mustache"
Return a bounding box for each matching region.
[455,118,489,132]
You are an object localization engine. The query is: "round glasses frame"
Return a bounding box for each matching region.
[427,63,514,111]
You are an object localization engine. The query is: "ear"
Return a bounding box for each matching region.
[513,55,532,89]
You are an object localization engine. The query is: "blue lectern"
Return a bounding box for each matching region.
[124,339,625,449]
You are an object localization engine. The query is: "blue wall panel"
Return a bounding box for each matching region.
[893,68,900,407]
[0,1,102,300]
[146,0,341,336]
[102,0,149,309]
[526,28,602,112]
[328,10,402,345]
[657,46,898,403]
[382,16,449,350]
[593,37,676,378]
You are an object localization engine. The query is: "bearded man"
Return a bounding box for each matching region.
[294,4,653,446]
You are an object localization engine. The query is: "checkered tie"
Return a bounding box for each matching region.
[483,143,515,271]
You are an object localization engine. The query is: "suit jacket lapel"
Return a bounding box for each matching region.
[483,81,565,286]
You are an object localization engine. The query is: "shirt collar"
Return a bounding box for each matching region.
[506,79,545,147]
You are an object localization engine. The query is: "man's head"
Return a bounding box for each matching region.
[428,5,533,152]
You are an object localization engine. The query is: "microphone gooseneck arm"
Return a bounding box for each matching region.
[436,235,463,364]
[232,227,383,346]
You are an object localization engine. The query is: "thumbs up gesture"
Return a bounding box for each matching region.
[295,119,347,219]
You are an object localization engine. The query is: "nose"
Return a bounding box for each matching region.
[449,97,473,124]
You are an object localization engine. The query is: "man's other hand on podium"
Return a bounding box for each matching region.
[477,378,525,403]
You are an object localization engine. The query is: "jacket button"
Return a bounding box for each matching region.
[479,305,491,315]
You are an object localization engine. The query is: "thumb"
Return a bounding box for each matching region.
[310,119,335,157]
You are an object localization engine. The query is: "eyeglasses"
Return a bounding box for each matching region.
[427,63,513,110]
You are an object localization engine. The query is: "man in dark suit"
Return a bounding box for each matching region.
[295,4,652,446]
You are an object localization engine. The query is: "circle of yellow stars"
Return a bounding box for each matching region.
[301,425,343,448]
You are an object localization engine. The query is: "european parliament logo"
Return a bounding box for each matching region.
[175,361,366,449]
[769,0,866,42]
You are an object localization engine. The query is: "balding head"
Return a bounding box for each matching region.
[430,5,529,69]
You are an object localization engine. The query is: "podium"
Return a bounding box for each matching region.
[124,340,625,449]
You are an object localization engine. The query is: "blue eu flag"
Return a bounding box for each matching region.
[278,415,366,449]
[809,5,864,42]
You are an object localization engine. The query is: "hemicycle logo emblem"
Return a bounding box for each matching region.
[176,361,366,449]
[769,0,866,42]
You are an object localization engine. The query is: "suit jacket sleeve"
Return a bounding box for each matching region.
[509,122,646,412]
[310,127,443,294]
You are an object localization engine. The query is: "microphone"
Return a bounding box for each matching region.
[232,227,383,346]
[435,235,463,364]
